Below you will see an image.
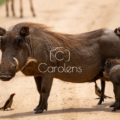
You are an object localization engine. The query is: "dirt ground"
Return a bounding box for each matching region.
[0,0,120,120]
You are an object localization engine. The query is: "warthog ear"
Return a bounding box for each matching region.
[105,59,111,67]
[20,27,29,37]
[0,27,6,36]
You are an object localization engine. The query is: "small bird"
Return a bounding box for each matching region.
[95,82,112,99]
[114,27,120,36]
[0,93,16,110]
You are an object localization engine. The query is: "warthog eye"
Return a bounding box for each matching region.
[0,36,6,51]
[0,37,3,49]
[105,59,111,67]
[14,36,22,45]
[0,36,4,43]
[0,37,5,48]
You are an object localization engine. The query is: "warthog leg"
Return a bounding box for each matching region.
[35,74,53,113]
[112,84,117,111]
[110,84,116,108]
[34,76,48,112]
[112,84,120,111]
[98,79,105,105]
[110,102,120,109]
[6,0,9,17]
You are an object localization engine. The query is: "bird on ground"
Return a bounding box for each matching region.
[0,93,16,110]
[114,27,120,36]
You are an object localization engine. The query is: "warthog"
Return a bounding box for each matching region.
[103,58,120,111]
[0,22,120,113]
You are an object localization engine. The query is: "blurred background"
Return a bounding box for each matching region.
[0,0,120,120]
[0,0,120,33]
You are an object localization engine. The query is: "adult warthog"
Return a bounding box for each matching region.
[0,22,119,113]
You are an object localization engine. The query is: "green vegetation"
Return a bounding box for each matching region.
[0,0,6,6]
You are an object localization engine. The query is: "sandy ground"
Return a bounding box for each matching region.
[0,0,120,120]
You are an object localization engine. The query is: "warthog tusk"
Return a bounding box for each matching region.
[13,57,19,70]
[21,58,37,71]
[26,58,37,65]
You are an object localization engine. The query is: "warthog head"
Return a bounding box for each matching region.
[0,27,30,81]
[103,58,120,78]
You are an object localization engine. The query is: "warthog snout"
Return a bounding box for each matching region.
[0,74,12,81]
[0,61,16,81]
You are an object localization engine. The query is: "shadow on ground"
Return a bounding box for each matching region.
[0,102,119,119]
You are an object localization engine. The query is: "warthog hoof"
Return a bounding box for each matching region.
[97,101,102,105]
[35,110,43,114]
[34,108,37,111]
[112,109,116,112]
[45,104,48,111]
[110,103,115,107]
[34,104,48,111]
